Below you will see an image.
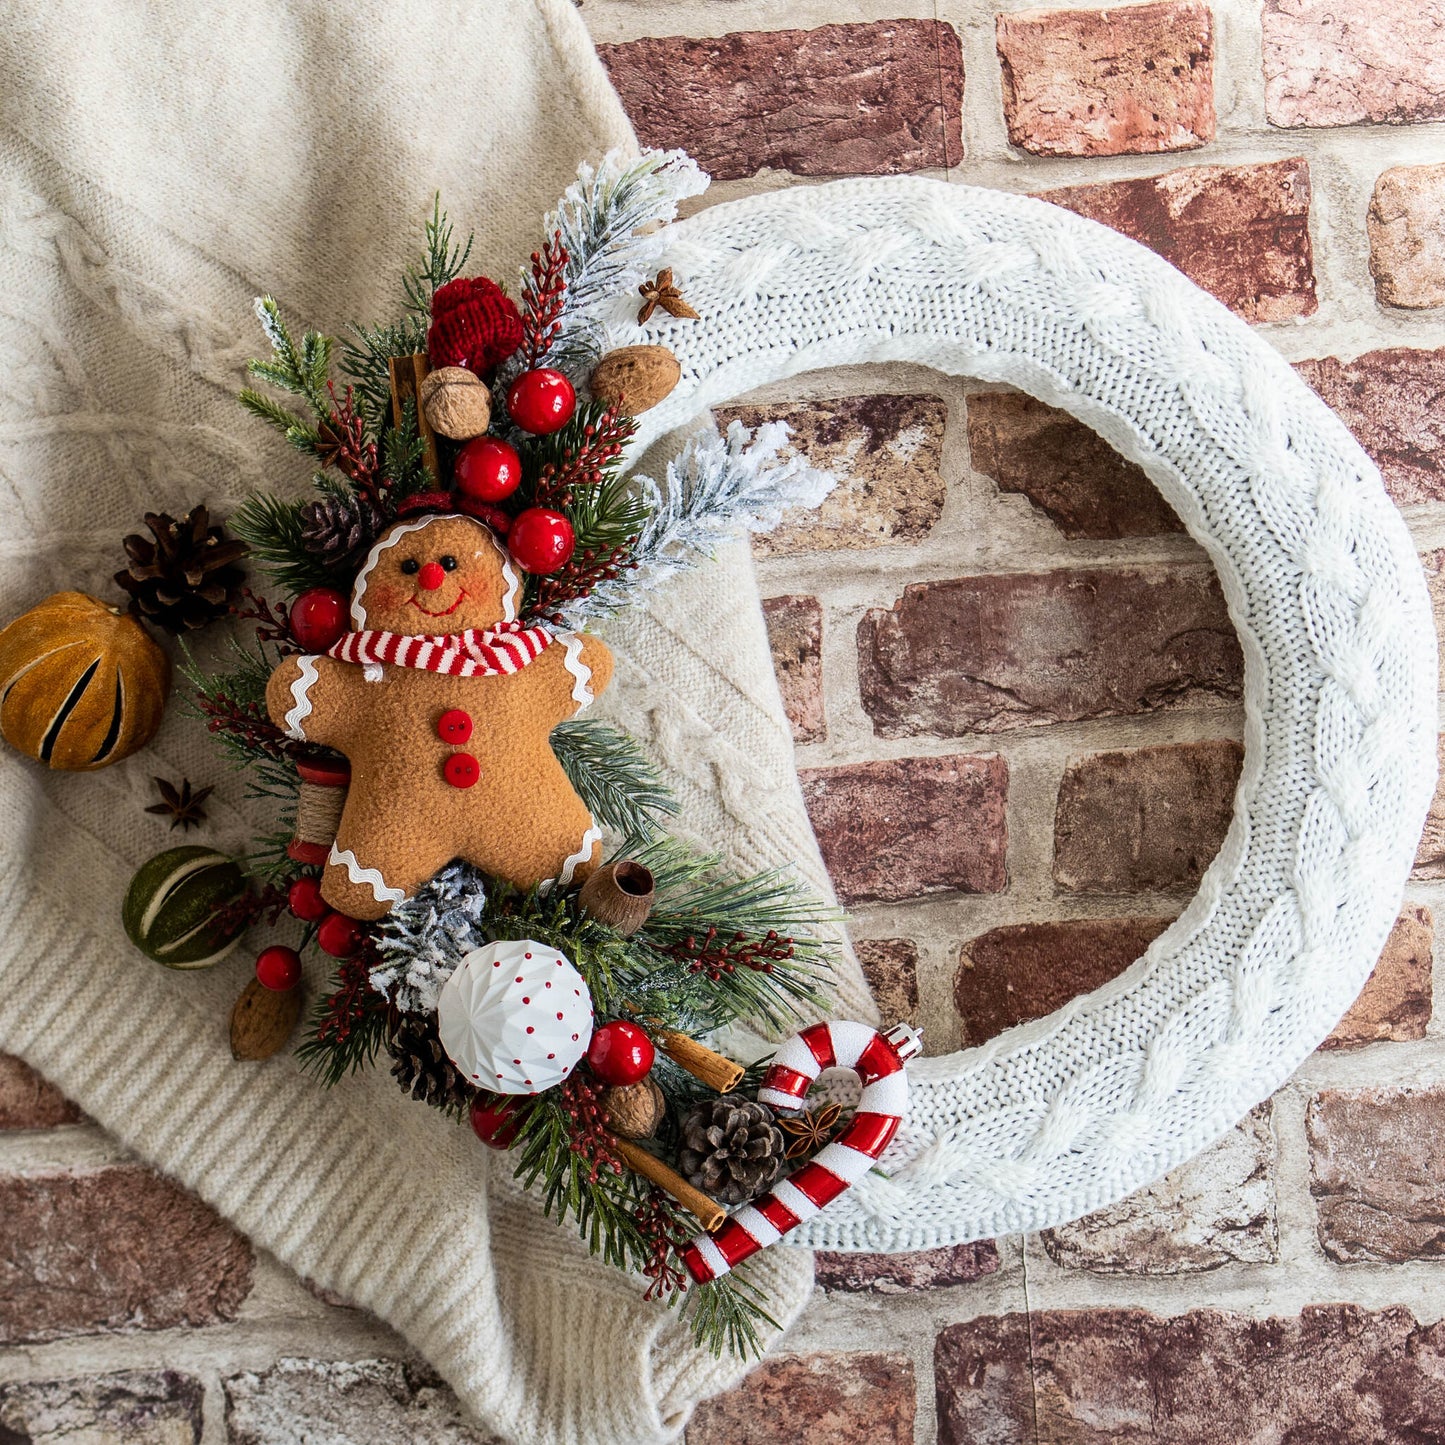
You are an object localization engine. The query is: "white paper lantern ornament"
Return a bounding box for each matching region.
[436,939,594,1095]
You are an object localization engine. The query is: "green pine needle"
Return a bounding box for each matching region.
[551,718,678,846]
[341,315,428,423]
[230,492,350,594]
[250,296,333,418]
[403,195,474,315]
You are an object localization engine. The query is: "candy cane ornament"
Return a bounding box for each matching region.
[679,1020,922,1284]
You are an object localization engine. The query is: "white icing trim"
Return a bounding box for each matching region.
[540,824,603,896]
[488,531,521,624]
[556,632,594,710]
[328,843,406,905]
[350,516,442,628]
[283,656,321,740]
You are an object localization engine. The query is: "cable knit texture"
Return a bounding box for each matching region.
[624,178,1439,1249]
[0,4,872,1441]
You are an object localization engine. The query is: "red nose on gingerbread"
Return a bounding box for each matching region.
[417,561,446,590]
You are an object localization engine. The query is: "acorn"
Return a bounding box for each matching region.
[598,1077,666,1139]
[589,345,681,414]
[420,366,493,440]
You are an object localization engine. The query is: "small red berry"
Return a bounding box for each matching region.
[586,1020,655,1086]
[470,1093,525,1148]
[290,587,349,652]
[287,875,329,922]
[255,944,302,992]
[454,436,523,501]
[506,368,576,434]
[508,507,575,574]
[316,911,365,958]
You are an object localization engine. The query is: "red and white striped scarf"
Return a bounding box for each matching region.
[327,621,553,677]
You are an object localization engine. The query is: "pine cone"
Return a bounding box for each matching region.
[678,1098,786,1204]
[298,493,378,563]
[114,505,248,634]
[386,1014,475,1113]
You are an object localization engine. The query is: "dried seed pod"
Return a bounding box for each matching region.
[577,860,655,936]
[420,366,493,440]
[598,1076,666,1139]
[589,345,681,414]
[230,976,303,1061]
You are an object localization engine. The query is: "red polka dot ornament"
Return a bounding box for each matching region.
[437,939,594,1095]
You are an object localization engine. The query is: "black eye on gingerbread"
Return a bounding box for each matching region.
[439,555,459,571]
[399,558,420,575]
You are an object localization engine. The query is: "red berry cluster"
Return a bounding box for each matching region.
[557,1073,623,1185]
[663,928,796,980]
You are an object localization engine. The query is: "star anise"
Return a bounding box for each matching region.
[637,268,699,324]
[146,776,214,831]
[779,1101,847,1159]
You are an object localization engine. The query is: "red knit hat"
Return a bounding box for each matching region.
[427,277,524,374]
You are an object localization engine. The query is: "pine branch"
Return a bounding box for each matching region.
[238,389,322,453]
[681,1270,779,1359]
[551,718,678,845]
[382,399,429,501]
[403,195,474,315]
[250,296,333,418]
[341,316,429,422]
[229,492,351,594]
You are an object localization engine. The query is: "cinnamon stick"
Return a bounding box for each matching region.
[612,1136,725,1232]
[656,1030,745,1094]
[388,353,440,483]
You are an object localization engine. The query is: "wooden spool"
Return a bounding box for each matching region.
[287,757,351,865]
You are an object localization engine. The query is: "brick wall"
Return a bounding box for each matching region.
[5,2,1445,1440]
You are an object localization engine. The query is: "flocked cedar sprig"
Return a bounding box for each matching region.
[552,420,836,628]
[497,149,709,380]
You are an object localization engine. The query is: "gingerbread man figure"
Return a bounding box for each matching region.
[265,513,613,920]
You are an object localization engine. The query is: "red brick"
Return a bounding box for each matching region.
[0,1371,204,1445]
[814,1241,998,1293]
[956,917,1171,1046]
[0,1166,253,1343]
[997,1,1214,158]
[717,394,948,556]
[225,1360,499,1444]
[598,22,963,183]
[936,1305,1445,1444]
[800,755,1008,905]
[1295,349,1445,506]
[688,1353,915,1445]
[1263,3,1445,129]
[1044,158,1317,322]
[1322,905,1432,1049]
[1308,1086,1445,1263]
[855,938,921,1024]
[1040,1105,1276,1273]
[1425,550,1445,689]
[761,595,825,744]
[966,391,1183,539]
[0,1052,81,1129]
[858,566,1242,738]
[1412,736,1445,879]
[1054,741,1243,894]
[1368,164,1445,309]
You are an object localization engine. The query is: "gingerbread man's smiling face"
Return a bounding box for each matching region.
[351,515,519,633]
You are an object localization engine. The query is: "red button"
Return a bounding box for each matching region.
[437,708,473,744]
[443,752,480,788]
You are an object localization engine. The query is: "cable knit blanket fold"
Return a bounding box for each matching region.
[0,2,874,1439]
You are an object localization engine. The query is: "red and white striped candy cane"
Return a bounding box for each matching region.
[680,1020,922,1284]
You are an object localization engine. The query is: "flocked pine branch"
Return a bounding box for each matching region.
[370,863,489,1014]
[500,149,709,379]
[554,420,835,627]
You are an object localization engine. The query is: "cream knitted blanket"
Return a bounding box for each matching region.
[0,3,874,1440]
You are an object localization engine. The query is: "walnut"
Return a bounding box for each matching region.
[420,365,492,440]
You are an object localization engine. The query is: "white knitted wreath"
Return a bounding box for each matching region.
[622,177,1438,1251]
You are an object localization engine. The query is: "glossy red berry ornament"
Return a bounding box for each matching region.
[255,944,302,992]
[454,436,522,502]
[586,1020,655,1086]
[290,587,349,652]
[506,368,575,434]
[316,911,365,959]
[508,508,575,574]
[470,1093,525,1149]
[287,875,329,922]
